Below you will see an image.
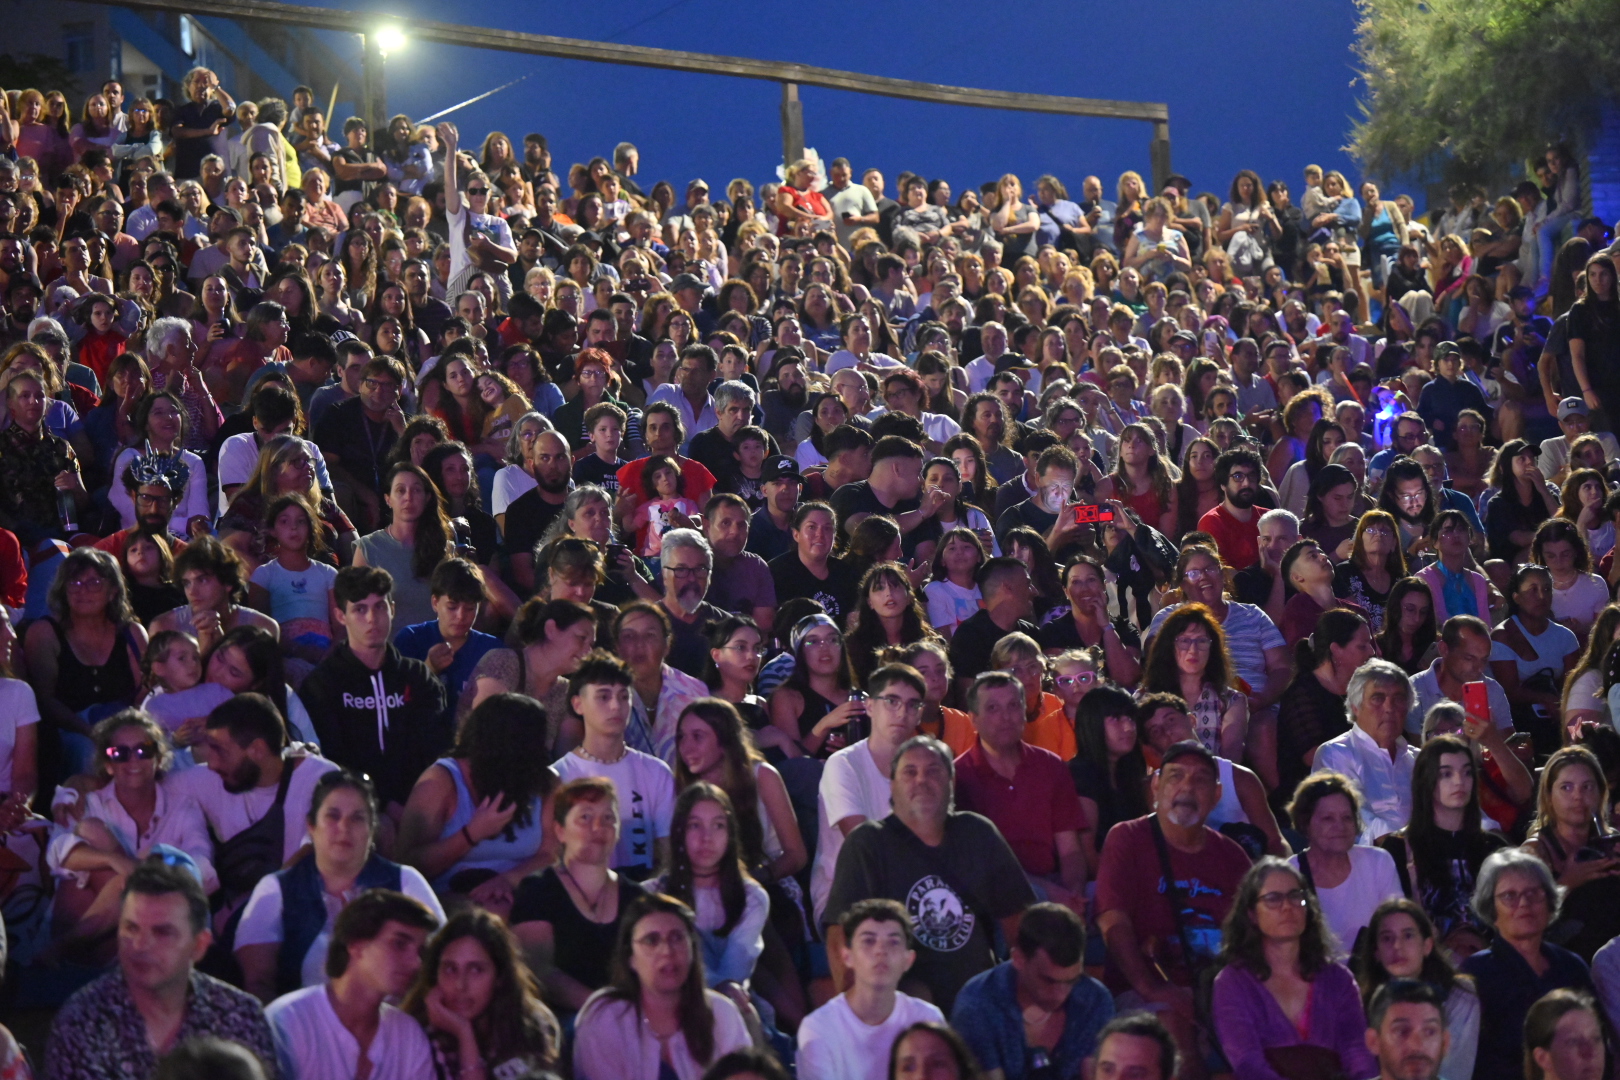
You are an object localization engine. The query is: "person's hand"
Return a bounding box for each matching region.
[54,465,85,496]
[1333,536,1356,561]
[1084,590,1111,626]
[187,516,210,540]
[467,794,517,845]
[919,486,951,518]
[1584,388,1603,413]
[436,122,459,154]
[427,641,457,674]
[384,401,407,434]
[905,557,930,590]
[813,696,867,739]
[191,605,223,643]
[424,986,473,1038]
[208,320,226,342]
[612,545,638,576]
[1561,854,1620,891]
[173,717,207,748]
[0,792,32,834]
[467,873,516,913]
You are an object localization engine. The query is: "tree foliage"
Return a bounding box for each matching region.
[1350,0,1620,186]
[0,53,82,103]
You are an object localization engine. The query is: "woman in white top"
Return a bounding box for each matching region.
[0,608,39,820]
[109,390,211,536]
[1561,468,1615,566]
[1287,773,1402,957]
[1562,606,1620,740]
[48,709,216,951]
[924,529,985,639]
[573,892,751,1080]
[1358,899,1482,1080]
[1535,519,1612,643]
[793,392,850,470]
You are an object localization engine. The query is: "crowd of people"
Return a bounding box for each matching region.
[1,62,1620,1080]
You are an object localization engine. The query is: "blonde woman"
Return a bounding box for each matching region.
[990,173,1039,261]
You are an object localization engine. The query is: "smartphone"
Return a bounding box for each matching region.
[1462,681,1490,725]
[1071,504,1115,524]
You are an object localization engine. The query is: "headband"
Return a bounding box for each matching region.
[790,614,839,654]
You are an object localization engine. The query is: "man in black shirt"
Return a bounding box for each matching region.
[995,444,1090,561]
[332,117,388,203]
[686,381,778,482]
[657,528,728,673]
[991,430,1059,518]
[823,734,1035,1012]
[745,455,801,562]
[314,356,406,531]
[768,502,858,623]
[502,429,574,595]
[830,436,947,560]
[948,557,1037,695]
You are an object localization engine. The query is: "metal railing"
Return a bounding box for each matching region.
[81,0,1173,186]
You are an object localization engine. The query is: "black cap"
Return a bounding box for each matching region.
[1159,739,1218,774]
[762,456,801,483]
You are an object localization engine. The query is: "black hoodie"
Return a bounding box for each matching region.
[298,643,450,809]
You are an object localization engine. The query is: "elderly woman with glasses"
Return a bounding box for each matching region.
[1460,847,1595,1080]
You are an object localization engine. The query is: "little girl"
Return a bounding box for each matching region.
[925,529,987,638]
[627,454,700,558]
[138,630,227,768]
[477,371,531,447]
[246,494,339,667]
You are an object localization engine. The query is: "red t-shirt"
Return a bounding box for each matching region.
[615,455,716,508]
[1198,502,1260,570]
[954,742,1086,876]
[1095,815,1251,991]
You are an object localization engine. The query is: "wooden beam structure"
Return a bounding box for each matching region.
[83,0,1173,184]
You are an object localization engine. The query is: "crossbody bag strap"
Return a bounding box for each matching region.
[1295,847,1317,892]
[1149,817,1200,974]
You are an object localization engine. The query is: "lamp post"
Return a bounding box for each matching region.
[360,26,406,132]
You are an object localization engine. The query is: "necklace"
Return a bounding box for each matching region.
[1022,1002,1058,1029]
[574,742,628,765]
[559,861,610,918]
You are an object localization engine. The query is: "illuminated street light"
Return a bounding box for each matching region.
[374,25,407,55]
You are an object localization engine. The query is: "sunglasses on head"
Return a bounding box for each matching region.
[105,742,159,763]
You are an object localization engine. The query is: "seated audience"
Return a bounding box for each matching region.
[1357,900,1481,1080]
[1312,659,1419,841]
[1285,772,1402,955]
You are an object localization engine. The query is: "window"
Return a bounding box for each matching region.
[64,24,95,72]
[179,14,194,56]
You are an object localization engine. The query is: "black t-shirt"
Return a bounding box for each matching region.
[662,600,728,674]
[823,813,1036,1012]
[745,506,795,563]
[948,610,1037,682]
[830,480,941,558]
[501,488,567,562]
[314,396,397,498]
[172,100,228,177]
[1230,563,1273,608]
[1276,670,1352,801]
[768,551,858,623]
[1567,300,1620,402]
[333,147,379,196]
[572,454,626,497]
[1035,612,1142,667]
[716,468,766,513]
[510,868,644,991]
[454,507,499,566]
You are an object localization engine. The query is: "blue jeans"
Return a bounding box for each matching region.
[1538,210,1578,286]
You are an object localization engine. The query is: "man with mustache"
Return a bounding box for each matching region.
[656,528,727,673]
[1198,447,1266,572]
[761,348,810,446]
[1096,739,1250,1080]
[1365,979,1449,1080]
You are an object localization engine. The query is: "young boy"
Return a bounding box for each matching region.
[572,401,627,495]
[796,899,943,1080]
[297,567,450,818]
[551,650,674,880]
[393,558,501,724]
[717,424,770,512]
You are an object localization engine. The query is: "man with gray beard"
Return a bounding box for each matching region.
[656,528,728,673]
[1095,740,1251,1080]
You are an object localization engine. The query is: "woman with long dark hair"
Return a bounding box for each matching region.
[395,693,559,914]
[846,563,939,684]
[1357,899,1481,1080]
[1276,419,1345,517]
[403,908,562,1080]
[1375,578,1439,676]
[1098,423,1177,537]
[1173,436,1221,541]
[1569,252,1620,423]
[700,616,770,732]
[353,462,455,628]
[1140,604,1248,762]
[1066,685,1149,877]
[766,614,865,760]
[1482,439,1558,566]
[1299,463,1362,561]
[1211,857,1377,1080]
[572,892,751,1080]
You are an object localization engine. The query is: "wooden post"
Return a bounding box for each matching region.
[361,33,386,132]
[781,82,804,169]
[1151,117,1172,192]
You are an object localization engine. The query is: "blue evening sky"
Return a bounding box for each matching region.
[308,0,1373,208]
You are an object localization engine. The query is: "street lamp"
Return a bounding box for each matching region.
[373,25,407,56]
[361,26,406,132]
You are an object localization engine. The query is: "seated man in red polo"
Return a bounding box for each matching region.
[953,670,1087,912]
[1197,447,1265,573]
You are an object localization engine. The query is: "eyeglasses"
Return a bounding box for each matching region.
[1183,567,1222,581]
[1257,889,1309,910]
[1396,492,1426,504]
[633,930,691,952]
[802,636,842,651]
[870,694,926,714]
[1055,672,1097,689]
[665,565,709,578]
[1174,636,1214,652]
[362,378,401,394]
[1495,887,1547,909]
[67,577,108,590]
[723,644,767,658]
[104,742,159,763]
[466,187,489,196]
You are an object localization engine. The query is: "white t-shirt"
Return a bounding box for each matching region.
[217,433,333,514]
[797,992,945,1080]
[824,350,902,375]
[828,183,879,249]
[810,740,893,924]
[924,579,982,637]
[167,752,339,865]
[267,984,434,1080]
[237,863,443,989]
[491,463,539,517]
[554,748,675,873]
[0,679,40,793]
[1288,845,1402,957]
[250,559,339,627]
[1553,573,1612,630]
[1568,668,1606,715]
